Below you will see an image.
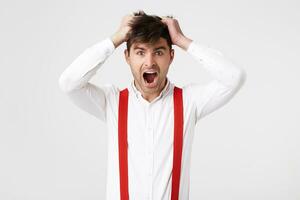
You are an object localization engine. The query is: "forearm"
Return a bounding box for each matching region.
[58,38,115,93]
[186,41,246,121]
[187,41,246,88]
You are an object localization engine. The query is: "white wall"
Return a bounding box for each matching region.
[0,0,299,199]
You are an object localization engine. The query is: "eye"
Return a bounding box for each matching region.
[155,51,164,56]
[136,51,144,55]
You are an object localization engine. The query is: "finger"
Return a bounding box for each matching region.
[161,16,170,20]
[161,19,168,25]
[161,16,174,23]
[161,17,170,23]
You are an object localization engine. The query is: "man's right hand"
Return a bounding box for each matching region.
[110,14,136,48]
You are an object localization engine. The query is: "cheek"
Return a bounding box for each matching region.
[131,59,142,67]
[129,61,142,77]
[157,54,171,63]
[157,58,171,72]
[129,55,141,65]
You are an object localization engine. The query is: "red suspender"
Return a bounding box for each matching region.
[118,86,183,200]
[118,88,129,200]
[171,86,184,200]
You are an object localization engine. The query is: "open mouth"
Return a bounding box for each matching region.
[143,72,158,84]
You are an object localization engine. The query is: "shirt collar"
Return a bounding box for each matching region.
[129,77,173,100]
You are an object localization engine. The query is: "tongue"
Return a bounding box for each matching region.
[144,73,156,83]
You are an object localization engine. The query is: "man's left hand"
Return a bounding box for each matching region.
[161,17,193,51]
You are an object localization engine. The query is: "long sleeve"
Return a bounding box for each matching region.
[184,41,246,122]
[58,38,116,122]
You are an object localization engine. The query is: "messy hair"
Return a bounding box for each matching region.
[126,10,173,54]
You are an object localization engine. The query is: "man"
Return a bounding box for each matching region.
[58,10,246,200]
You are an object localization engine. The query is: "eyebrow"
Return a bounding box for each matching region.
[133,46,167,51]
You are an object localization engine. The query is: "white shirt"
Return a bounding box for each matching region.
[58,38,246,200]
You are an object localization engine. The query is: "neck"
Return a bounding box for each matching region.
[134,78,168,103]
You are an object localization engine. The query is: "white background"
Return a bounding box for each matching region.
[1,0,299,199]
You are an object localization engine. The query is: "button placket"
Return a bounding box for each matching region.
[147,105,154,171]
[146,105,154,199]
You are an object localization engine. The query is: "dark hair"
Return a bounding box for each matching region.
[126,10,173,54]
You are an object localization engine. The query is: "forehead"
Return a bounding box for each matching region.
[131,38,169,51]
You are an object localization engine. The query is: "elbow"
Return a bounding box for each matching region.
[58,73,73,93]
[58,73,85,93]
[231,67,247,91]
[237,67,247,87]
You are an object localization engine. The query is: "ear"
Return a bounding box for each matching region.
[169,49,175,64]
[124,49,130,65]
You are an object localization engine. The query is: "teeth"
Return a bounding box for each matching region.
[144,71,157,74]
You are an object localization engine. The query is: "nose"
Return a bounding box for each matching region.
[144,53,156,67]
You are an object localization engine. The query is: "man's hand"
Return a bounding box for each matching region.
[110,14,136,48]
[161,17,193,51]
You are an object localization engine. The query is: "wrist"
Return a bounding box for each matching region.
[176,36,193,51]
[110,33,125,48]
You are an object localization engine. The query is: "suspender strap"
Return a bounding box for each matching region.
[118,88,129,200]
[171,86,184,200]
[118,86,183,200]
